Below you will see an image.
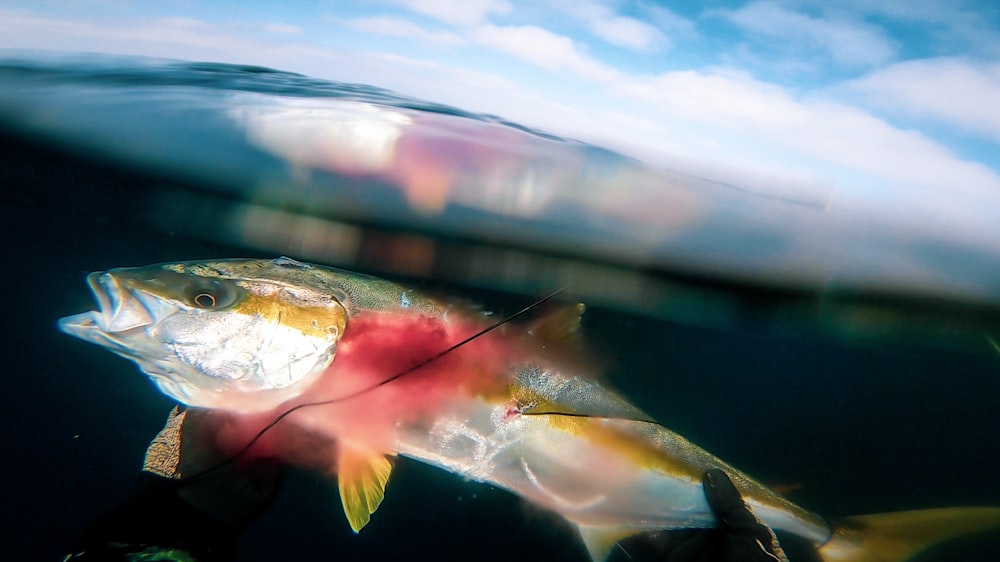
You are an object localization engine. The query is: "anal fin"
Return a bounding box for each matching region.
[577,525,637,562]
[337,445,394,533]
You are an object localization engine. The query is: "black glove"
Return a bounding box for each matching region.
[63,408,287,562]
[62,472,247,562]
[617,469,791,562]
[700,468,787,561]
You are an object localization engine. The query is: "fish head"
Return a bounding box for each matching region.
[59,257,348,412]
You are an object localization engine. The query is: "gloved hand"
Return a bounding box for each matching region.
[700,468,787,562]
[63,407,287,562]
[617,468,798,562]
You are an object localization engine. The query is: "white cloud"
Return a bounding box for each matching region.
[848,57,1000,142]
[792,1,1000,58]
[342,15,465,46]
[590,15,669,52]
[546,0,674,52]
[619,69,1000,197]
[645,4,696,37]
[386,0,511,26]
[0,12,226,56]
[0,10,395,87]
[2,7,999,223]
[471,24,619,82]
[719,1,897,66]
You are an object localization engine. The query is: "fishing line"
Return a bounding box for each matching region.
[180,285,567,483]
[519,410,653,423]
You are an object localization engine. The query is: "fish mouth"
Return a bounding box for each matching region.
[59,270,209,405]
[59,271,173,345]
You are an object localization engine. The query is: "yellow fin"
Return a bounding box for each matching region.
[337,446,394,533]
[576,525,637,562]
[527,303,585,348]
[820,507,1000,562]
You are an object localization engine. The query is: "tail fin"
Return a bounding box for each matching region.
[819,507,1000,562]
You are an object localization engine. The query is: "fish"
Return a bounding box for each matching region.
[59,256,1000,562]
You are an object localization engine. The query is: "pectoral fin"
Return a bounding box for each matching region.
[337,446,394,533]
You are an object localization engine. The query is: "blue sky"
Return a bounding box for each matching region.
[2,0,1000,221]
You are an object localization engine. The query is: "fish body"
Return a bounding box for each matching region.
[60,257,1000,561]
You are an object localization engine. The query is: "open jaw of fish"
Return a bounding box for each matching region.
[59,257,1000,562]
[61,271,173,359]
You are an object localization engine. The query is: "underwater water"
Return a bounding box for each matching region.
[2,52,1000,561]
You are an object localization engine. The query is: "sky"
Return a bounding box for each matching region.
[1,0,1000,216]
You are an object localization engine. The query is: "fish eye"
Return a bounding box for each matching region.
[184,280,239,309]
[193,293,217,308]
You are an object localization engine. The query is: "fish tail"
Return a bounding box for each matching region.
[819,507,1000,562]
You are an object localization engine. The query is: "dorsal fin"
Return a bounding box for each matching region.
[337,445,394,532]
[527,303,585,349]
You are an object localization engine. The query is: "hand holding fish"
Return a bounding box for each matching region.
[63,407,286,562]
[59,257,1000,561]
[700,468,789,562]
[618,469,795,562]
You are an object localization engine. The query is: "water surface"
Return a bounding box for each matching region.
[2,52,998,561]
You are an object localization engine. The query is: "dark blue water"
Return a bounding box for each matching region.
[2,53,999,561]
